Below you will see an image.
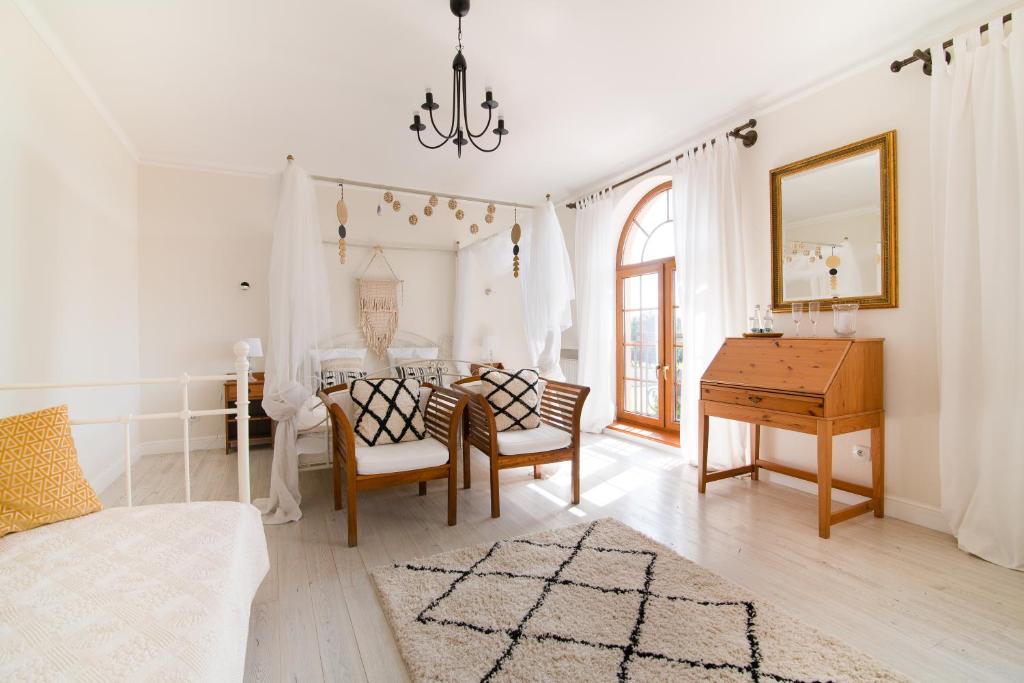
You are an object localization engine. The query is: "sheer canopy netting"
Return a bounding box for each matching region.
[521,200,575,380]
[673,136,748,469]
[256,160,330,524]
[453,230,515,376]
[930,15,1024,569]
[573,190,616,432]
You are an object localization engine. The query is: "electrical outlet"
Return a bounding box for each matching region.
[852,444,870,462]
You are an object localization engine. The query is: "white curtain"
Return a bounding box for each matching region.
[522,200,575,379]
[930,16,1024,570]
[574,189,616,431]
[673,137,748,468]
[255,160,330,524]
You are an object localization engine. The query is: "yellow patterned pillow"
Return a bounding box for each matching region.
[0,404,102,537]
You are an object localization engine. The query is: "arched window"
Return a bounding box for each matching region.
[615,182,681,436]
[620,184,675,265]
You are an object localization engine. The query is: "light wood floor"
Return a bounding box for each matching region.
[102,434,1024,682]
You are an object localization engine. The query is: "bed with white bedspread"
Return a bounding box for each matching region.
[0,502,268,681]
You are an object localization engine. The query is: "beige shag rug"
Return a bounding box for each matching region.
[372,518,908,682]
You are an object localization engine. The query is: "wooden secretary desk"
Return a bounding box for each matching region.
[698,337,884,538]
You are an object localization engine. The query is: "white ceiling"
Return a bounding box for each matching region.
[28,0,1006,203]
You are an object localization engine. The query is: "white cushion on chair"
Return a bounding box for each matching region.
[355,438,449,475]
[497,423,571,456]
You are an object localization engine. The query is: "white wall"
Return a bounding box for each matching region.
[563,61,946,528]
[137,163,533,448]
[0,1,140,491]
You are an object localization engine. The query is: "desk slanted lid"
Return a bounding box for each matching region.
[701,338,852,395]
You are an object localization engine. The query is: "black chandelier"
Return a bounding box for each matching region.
[409,0,507,157]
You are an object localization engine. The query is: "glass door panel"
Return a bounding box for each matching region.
[618,269,663,427]
[671,268,683,427]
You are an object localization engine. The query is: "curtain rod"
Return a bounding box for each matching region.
[890,13,1013,75]
[564,119,758,209]
[287,157,534,209]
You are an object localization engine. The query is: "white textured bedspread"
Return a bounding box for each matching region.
[0,502,269,682]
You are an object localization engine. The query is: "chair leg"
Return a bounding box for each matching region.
[418,481,427,496]
[571,448,581,505]
[533,465,542,479]
[448,464,457,526]
[463,437,472,489]
[332,457,343,511]
[347,480,358,547]
[490,458,501,518]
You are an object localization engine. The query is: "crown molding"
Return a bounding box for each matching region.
[13,0,139,161]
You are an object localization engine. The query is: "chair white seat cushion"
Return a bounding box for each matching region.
[497,423,571,456]
[355,437,449,475]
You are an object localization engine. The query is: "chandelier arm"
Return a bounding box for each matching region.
[462,81,493,138]
[428,68,459,140]
[416,127,453,150]
[460,80,499,151]
[466,126,502,153]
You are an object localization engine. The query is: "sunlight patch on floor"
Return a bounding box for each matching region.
[582,467,657,507]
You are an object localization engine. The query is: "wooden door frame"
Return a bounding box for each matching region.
[614,181,678,433]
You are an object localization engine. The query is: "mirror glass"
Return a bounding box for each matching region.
[781,150,881,301]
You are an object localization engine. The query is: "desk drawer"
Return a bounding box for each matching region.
[225,383,263,401]
[701,384,824,416]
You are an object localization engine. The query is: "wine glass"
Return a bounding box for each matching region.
[808,301,821,337]
[791,302,804,336]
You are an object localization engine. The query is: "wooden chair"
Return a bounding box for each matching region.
[453,376,589,518]
[319,383,468,547]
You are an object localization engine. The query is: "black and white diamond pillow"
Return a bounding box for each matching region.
[480,368,541,432]
[350,378,427,446]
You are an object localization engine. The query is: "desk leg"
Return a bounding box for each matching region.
[816,419,833,539]
[750,423,760,481]
[871,412,885,518]
[697,400,709,493]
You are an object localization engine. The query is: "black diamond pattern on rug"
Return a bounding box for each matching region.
[394,521,826,682]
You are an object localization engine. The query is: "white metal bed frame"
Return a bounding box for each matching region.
[0,341,253,506]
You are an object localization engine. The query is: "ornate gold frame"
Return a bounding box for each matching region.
[770,130,898,311]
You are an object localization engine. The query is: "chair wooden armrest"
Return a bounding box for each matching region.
[422,385,469,451]
[319,389,356,512]
[538,378,590,442]
[451,378,496,456]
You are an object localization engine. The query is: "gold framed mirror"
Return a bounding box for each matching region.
[770,131,898,311]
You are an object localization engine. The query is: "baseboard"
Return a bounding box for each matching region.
[758,470,950,534]
[600,428,680,455]
[137,435,223,456]
[89,453,137,495]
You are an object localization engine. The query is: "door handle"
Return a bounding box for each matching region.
[747,396,763,404]
[662,365,669,381]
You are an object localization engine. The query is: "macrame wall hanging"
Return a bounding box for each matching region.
[357,247,403,355]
